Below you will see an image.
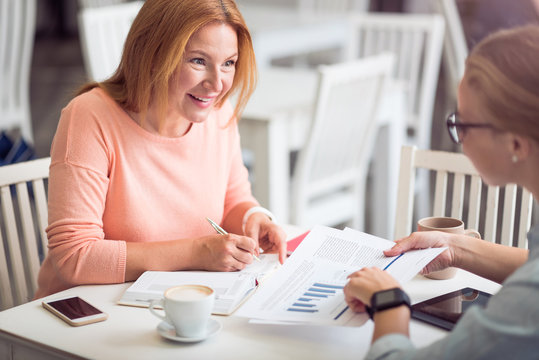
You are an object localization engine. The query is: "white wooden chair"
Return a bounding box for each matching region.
[0,0,36,142]
[433,0,468,110]
[346,13,445,152]
[291,53,394,228]
[0,157,50,310]
[346,13,445,221]
[394,146,534,249]
[78,0,127,9]
[78,1,143,81]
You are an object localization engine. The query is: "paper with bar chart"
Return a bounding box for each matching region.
[236,226,445,325]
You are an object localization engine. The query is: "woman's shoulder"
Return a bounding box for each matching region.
[65,87,116,114]
[61,87,125,130]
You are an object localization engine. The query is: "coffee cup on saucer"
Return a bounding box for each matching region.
[149,284,215,339]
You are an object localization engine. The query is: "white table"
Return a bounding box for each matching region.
[0,267,500,360]
[239,4,350,68]
[239,68,406,238]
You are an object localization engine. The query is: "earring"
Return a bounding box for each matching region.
[512,155,519,163]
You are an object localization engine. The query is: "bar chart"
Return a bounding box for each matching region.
[287,282,344,314]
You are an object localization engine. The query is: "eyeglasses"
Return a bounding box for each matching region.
[446,112,495,144]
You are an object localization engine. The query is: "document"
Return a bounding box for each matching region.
[235,226,446,326]
[118,254,279,315]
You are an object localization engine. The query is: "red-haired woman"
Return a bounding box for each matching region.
[36,0,285,298]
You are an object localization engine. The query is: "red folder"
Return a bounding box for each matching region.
[286,231,310,256]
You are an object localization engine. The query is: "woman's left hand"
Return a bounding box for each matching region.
[243,212,287,263]
[343,267,401,313]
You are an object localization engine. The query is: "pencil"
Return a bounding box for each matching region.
[206,217,261,261]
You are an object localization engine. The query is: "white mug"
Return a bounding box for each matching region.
[149,285,215,338]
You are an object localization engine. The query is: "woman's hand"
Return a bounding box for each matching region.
[344,267,401,313]
[385,231,457,276]
[243,212,287,264]
[194,233,259,271]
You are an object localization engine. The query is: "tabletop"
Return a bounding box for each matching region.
[0,267,500,359]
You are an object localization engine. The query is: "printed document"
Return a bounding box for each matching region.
[118,254,279,315]
[235,226,445,325]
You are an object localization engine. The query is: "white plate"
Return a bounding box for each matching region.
[157,319,222,343]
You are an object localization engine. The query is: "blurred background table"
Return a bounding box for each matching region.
[239,67,406,238]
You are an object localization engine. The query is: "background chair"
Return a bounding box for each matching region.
[433,0,468,125]
[78,0,127,9]
[394,146,534,248]
[291,53,394,228]
[346,13,445,221]
[0,0,37,143]
[346,13,444,153]
[0,157,50,310]
[78,1,143,81]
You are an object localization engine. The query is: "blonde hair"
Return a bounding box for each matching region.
[463,25,539,143]
[78,0,257,126]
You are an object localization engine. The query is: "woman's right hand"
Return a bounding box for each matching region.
[384,231,458,275]
[192,233,258,271]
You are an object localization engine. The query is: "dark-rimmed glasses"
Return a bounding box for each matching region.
[446,112,495,144]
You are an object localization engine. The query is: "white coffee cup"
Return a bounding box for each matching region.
[149,285,215,338]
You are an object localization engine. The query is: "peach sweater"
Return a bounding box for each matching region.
[35,88,256,298]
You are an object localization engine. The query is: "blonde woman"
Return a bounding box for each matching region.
[35,0,286,298]
[344,25,539,359]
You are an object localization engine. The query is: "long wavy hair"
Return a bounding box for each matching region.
[78,0,257,127]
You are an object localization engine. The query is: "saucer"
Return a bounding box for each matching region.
[157,319,222,343]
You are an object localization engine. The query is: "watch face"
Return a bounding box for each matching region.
[377,291,397,303]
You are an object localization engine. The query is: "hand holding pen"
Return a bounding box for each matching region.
[206,217,261,261]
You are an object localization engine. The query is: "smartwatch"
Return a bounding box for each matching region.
[365,288,411,320]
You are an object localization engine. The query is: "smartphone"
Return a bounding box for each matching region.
[42,296,108,326]
[411,287,492,330]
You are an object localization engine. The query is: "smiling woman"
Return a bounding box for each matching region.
[34,0,287,299]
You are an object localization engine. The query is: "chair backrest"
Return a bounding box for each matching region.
[433,0,468,99]
[78,0,127,9]
[394,146,534,248]
[0,157,50,310]
[291,53,394,227]
[78,1,143,81]
[346,13,445,151]
[297,0,370,14]
[0,0,36,142]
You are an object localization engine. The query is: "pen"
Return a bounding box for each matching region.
[206,217,261,261]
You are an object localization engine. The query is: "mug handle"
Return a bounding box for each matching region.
[149,299,167,322]
[461,290,480,302]
[464,229,481,239]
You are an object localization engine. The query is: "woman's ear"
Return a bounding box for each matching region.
[509,133,531,163]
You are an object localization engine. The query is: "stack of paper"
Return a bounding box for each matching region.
[235,226,446,326]
[119,226,445,324]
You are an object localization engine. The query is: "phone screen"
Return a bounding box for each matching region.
[46,297,103,320]
[411,287,492,330]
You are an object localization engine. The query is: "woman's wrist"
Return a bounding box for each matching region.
[242,206,275,232]
[451,233,477,269]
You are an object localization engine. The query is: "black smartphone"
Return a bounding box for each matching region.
[411,287,492,330]
[42,296,108,326]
